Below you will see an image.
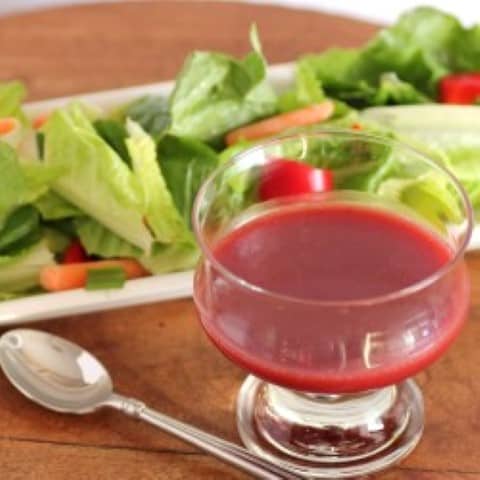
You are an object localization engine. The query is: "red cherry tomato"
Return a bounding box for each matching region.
[62,239,88,264]
[259,159,334,201]
[439,73,480,104]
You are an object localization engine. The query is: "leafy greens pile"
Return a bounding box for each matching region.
[0,27,276,296]
[0,7,479,299]
[295,6,480,107]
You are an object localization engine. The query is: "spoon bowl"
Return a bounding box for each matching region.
[0,329,113,414]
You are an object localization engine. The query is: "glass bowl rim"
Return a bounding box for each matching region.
[192,128,473,307]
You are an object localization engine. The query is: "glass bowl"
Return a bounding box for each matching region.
[193,130,472,478]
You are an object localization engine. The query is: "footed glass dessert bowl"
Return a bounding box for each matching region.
[193,131,472,478]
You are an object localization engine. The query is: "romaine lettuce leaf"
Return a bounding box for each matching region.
[35,192,83,220]
[0,81,26,121]
[0,240,54,292]
[300,48,431,108]
[0,291,25,301]
[94,119,131,165]
[44,103,153,252]
[375,172,463,232]
[125,95,171,137]
[372,73,430,105]
[298,7,479,107]
[126,120,190,243]
[0,206,42,254]
[45,218,77,239]
[218,140,252,164]
[0,142,28,225]
[0,142,58,227]
[75,217,142,258]
[169,26,277,142]
[300,49,374,106]
[71,121,200,270]
[452,24,480,71]
[278,60,325,112]
[157,134,218,227]
[0,82,40,155]
[124,122,201,273]
[361,104,480,210]
[271,115,394,190]
[0,144,61,287]
[0,117,23,150]
[22,162,64,200]
[43,227,71,254]
[358,7,461,96]
[140,240,199,274]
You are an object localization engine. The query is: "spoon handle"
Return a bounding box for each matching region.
[105,393,301,480]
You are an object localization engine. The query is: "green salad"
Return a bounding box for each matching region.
[0,6,479,298]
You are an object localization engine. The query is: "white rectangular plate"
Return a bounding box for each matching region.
[0,62,478,326]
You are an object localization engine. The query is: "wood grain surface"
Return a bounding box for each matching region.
[0,2,478,479]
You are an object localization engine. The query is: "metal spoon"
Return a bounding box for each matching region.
[0,329,300,480]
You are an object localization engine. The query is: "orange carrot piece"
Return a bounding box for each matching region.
[0,118,16,135]
[225,101,335,146]
[33,113,50,130]
[40,259,149,292]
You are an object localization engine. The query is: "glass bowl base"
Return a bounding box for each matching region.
[237,375,424,478]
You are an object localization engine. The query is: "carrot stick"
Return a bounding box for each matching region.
[40,259,149,292]
[225,101,335,146]
[0,118,16,135]
[33,113,50,130]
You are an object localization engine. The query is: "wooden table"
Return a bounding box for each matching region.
[0,2,478,478]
